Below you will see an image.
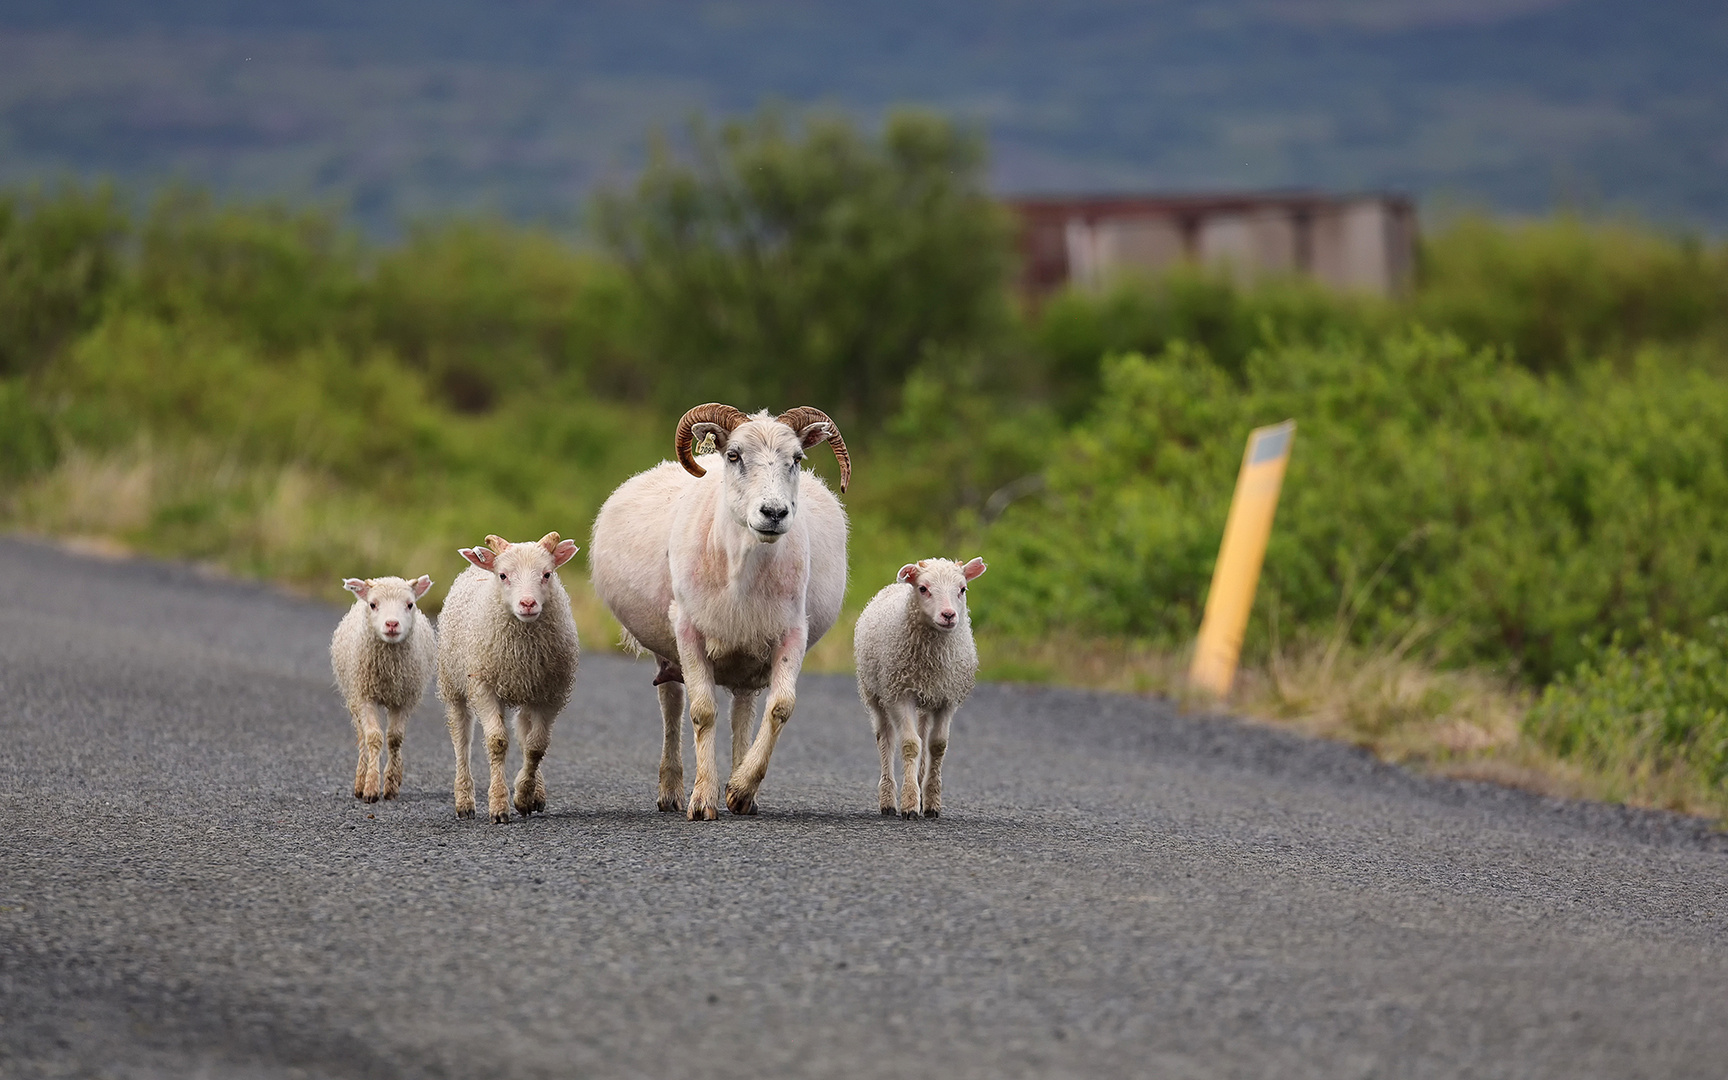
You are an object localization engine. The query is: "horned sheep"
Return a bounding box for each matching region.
[331,574,437,803]
[589,404,850,820]
[436,533,580,823]
[853,557,987,818]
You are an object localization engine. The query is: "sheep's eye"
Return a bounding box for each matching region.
[726,450,740,463]
[542,571,551,580]
[919,585,929,595]
[407,602,414,609]
[960,587,966,594]
[369,602,377,609]
[499,573,508,581]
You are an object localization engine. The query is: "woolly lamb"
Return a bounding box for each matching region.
[331,574,437,803]
[853,557,987,818]
[589,403,849,820]
[436,533,580,823]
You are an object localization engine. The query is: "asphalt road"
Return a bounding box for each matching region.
[3,536,1726,1079]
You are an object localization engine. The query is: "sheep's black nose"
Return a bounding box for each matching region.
[760,503,790,523]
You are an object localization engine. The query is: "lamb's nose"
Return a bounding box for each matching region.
[940,610,956,622]
[384,620,401,633]
[518,598,538,612]
[760,503,789,523]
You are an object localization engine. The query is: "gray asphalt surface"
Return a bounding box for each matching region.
[3,535,1726,1079]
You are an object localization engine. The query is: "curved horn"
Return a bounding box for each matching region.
[674,403,749,478]
[485,534,511,554]
[777,406,851,493]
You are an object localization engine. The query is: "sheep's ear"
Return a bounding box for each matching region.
[550,539,579,568]
[896,564,921,585]
[411,575,433,598]
[460,547,495,571]
[343,578,370,599]
[691,422,732,454]
[961,557,988,581]
[795,421,832,450]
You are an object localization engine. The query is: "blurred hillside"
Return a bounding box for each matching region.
[2,0,1724,231]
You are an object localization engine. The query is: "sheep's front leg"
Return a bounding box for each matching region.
[656,681,686,813]
[674,610,721,821]
[728,689,759,787]
[866,697,896,815]
[920,704,956,819]
[513,706,553,817]
[353,702,384,803]
[890,695,923,819]
[728,625,807,816]
[469,682,513,824]
[445,698,476,818]
[382,706,410,800]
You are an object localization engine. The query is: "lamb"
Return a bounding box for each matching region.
[589,404,850,820]
[436,532,580,823]
[331,574,437,803]
[853,557,987,818]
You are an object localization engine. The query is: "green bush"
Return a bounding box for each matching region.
[0,184,127,376]
[985,336,1728,681]
[1527,620,1728,801]
[595,108,1015,422]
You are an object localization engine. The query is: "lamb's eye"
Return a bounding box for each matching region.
[407,602,414,609]
[542,571,551,581]
[499,573,508,582]
[727,451,740,463]
[919,585,929,595]
[369,602,377,609]
[959,587,966,594]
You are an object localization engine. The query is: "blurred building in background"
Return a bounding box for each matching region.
[1011,192,1417,298]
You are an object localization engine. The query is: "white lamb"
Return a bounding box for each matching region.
[331,574,437,803]
[853,557,987,818]
[436,533,581,823]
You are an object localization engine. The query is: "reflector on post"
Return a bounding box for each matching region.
[1189,420,1295,698]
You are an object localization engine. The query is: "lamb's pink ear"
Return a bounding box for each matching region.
[460,547,495,571]
[896,564,921,585]
[961,557,988,581]
[550,539,579,568]
[411,575,433,598]
[342,578,370,599]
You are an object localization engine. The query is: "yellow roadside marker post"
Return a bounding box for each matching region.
[1188,420,1296,698]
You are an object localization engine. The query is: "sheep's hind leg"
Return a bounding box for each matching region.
[727,625,806,816]
[727,689,760,807]
[513,706,553,817]
[445,698,476,818]
[656,681,686,812]
[383,705,409,800]
[867,698,896,815]
[921,705,956,819]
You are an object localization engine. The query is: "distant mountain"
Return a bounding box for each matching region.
[2,0,1723,231]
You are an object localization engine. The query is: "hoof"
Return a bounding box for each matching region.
[923,808,939,819]
[352,788,365,800]
[490,810,511,824]
[456,806,475,819]
[900,808,921,819]
[688,799,719,822]
[724,784,758,816]
[382,788,400,801]
[657,794,683,813]
[880,806,897,816]
[363,792,380,804]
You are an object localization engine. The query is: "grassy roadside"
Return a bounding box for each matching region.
[10,445,1720,827]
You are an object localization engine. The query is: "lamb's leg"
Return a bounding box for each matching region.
[891,695,922,819]
[357,703,385,803]
[727,624,807,816]
[350,703,369,799]
[921,705,956,819]
[674,608,721,821]
[728,689,759,792]
[513,706,553,817]
[469,683,512,824]
[867,697,896,815]
[382,705,409,800]
[656,681,686,812]
[445,698,476,818]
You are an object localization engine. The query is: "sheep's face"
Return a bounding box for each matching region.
[343,575,432,644]
[460,534,578,623]
[897,558,987,634]
[714,416,826,544]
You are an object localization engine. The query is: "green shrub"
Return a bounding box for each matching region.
[985,335,1728,681]
[1527,620,1728,802]
[0,378,58,478]
[595,108,1015,422]
[0,184,127,376]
